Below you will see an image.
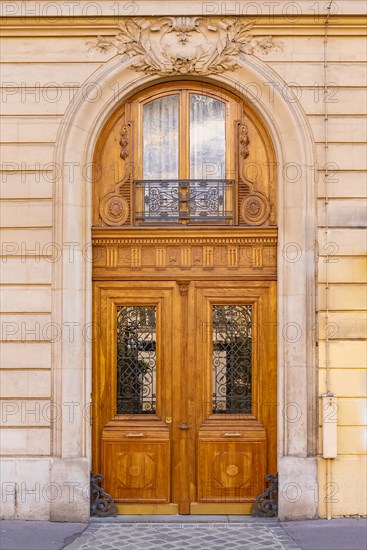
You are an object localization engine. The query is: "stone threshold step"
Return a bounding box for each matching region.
[90,515,279,523]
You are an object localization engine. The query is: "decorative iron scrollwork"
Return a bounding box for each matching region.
[253,473,278,517]
[133,179,234,224]
[90,473,116,517]
[212,305,252,414]
[116,306,157,414]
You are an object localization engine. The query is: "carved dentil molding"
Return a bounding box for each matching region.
[89,18,279,76]
[92,236,277,246]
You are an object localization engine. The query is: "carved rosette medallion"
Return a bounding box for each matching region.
[240,192,270,226]
[89,18,280,77]
[100,194,129,226]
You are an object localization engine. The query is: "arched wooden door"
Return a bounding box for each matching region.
[92,82,277,514]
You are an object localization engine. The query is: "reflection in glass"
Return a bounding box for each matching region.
[143,95,179,179]
[116,306,156,414]
[212,305,252,414]
[190,94,226,179]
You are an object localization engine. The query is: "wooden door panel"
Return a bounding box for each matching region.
[190,282,277,505]
[198,440,266,502]
[102,438,170,503]
[93,282,177,505]
[93,279,276,512]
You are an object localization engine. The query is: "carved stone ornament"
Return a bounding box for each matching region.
[88,18,280,76]
[240,192,271,226]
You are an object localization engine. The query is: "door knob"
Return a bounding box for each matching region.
[179,423,189,430]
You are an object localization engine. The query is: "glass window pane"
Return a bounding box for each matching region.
[143,95,179,180]
[212,305,252,414]
[190,94,226,180]
[116,306,156,414]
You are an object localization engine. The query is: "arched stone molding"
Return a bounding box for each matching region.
[53,53,317,521]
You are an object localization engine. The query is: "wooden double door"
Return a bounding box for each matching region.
[93,279,277,514]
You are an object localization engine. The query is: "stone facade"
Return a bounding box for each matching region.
[0,1,366,521]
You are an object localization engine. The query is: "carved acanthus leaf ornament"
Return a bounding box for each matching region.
[89,18,280,76]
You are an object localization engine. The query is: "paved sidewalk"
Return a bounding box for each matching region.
[0,517,366,550]
[0,521,86,550]
[281,518,367,550]
[64,521,300,550]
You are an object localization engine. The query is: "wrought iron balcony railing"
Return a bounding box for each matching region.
[133,179,235,225]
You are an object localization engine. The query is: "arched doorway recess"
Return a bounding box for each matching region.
[54,55,317,520]
[92,80,277,514]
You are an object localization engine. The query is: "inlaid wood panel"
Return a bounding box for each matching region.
[197,439,266,502]
[102,438,170,503]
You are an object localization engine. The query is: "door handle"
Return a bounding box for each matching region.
[126,433,145,437]
[223,432,242,437]
[179,423,189,430]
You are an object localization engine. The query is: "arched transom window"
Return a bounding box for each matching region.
[94,82,277,228]
[134,85,237,225]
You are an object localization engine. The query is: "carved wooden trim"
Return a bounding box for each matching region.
[203,247,214,270]
[155,248,167,271]
[99,193,129,226]
[119,122,131,160]
[99,116,133,227]
[240,192,271,226]
[93,236,277,246]
[130,247,142,270]
[106,248,118,270]
[239,123,250,160]
[177,281,190,296]
[180,247,192,270]
[92,229,277,278]
[252,247,264,269]
[237,118,273,227]
[227,246,239,269]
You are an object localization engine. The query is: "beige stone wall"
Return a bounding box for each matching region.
[0,3,366,519]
